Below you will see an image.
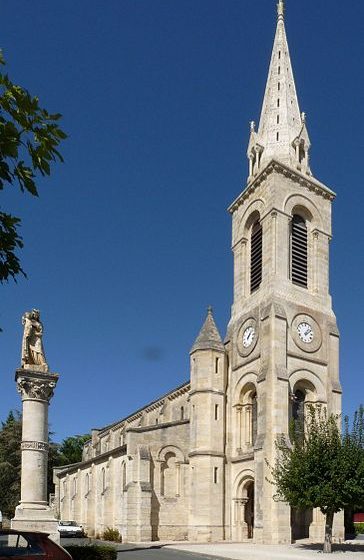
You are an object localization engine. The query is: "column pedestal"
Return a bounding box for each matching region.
[11,369,60,542]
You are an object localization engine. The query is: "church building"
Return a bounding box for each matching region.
[54,1,343,543]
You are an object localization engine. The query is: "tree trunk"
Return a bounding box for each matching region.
[323,510,334,553]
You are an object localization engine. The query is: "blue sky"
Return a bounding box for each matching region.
[0,0,363,442]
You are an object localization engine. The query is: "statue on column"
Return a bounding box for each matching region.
[21,309,48,372]
[13,309,59,540]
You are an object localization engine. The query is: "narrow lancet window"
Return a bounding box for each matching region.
[291,389,305,443]
[291,215,308,288]
[250,220,262,293]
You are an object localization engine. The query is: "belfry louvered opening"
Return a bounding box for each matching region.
[291,215,308,288]
[250,220,262,293]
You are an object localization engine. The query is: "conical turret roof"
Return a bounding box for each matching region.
[190,307,224,354]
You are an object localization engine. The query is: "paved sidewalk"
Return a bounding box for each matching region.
[166,542,364,559]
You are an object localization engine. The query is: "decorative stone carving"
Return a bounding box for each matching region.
[21,309,48,372]
[16,374,57,402]
[21,440,49,452]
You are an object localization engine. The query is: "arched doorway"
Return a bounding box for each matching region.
[244,481,254,539]
[234,477,255,541]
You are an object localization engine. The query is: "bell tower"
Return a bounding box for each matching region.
[225,1,342,544]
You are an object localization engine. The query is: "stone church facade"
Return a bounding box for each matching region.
[54,2,343,543]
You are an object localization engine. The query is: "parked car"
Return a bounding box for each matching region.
[57,520,84,538]
[0,529,72,559]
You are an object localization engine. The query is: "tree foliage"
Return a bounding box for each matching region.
[0,411,22,517]
[0,51,66,284]
[0,410,89,518]
[270,405,364,553]
[56,434,90,466]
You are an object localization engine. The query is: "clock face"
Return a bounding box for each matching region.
[297,322,314,344]
[243,326,255,348]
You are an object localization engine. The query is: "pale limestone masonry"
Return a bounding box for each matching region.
[12,369,60,542]
[54,1,344,544]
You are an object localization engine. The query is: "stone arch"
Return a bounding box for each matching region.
[233,373,258,451]
[236,198,266,243]
[233,469,255,540]
[157,445,185,498]
[289,370,327,447]
[233,372,258,405]
[289,369,326,402]
[157,445,185,464]
[283,193,323,230]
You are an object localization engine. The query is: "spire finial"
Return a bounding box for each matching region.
[207,305,213,315]
[277,0,285,20]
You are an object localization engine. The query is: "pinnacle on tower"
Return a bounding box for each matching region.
[190,306,224,353]
[247,1,311,180]
[277,0,285,20]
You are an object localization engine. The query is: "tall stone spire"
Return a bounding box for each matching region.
[247,1,311,179]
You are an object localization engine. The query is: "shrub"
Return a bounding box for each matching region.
[64,544,117,560]
[102,527,122,542]
[354,522,364,536]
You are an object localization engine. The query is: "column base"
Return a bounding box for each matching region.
[12,505,60,543]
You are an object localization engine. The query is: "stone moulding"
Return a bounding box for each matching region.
[21,441,49,452]
[94,380,190,439]
[127,418,190,433]
[228,159,335,215]
[188,450,225,458]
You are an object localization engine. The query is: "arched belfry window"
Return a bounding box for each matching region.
[292,389,305,425]
[291,389,305,443]
[291,215,307,288]
[250,220,262,293]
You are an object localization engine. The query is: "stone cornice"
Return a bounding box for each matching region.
[127,418,189,433]
[228,159,336,215]
[188,450,225,459]
[189,388,225,397]
[90,381,190,440]
[230,451,254,463]
[15,369,59,402]
[56,445,127,477]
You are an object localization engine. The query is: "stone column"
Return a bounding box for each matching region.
[12,368,59,540]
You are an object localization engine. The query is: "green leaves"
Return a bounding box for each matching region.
[270,405,364,551]
[0,211,25,282]
[0,50,66,283]
[57,434,91,466]
[0,411,22,516]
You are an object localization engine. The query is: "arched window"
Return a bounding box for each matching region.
[291,389,305,442]
[291,215,308,287]
[250,220,262,293]
[161,452,180,497]
[236,384,258,451]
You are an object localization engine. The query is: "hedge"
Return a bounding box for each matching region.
[64,544,117,560]
[354,522,364,536]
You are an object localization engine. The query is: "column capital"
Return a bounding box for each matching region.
[15,369,59,402]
